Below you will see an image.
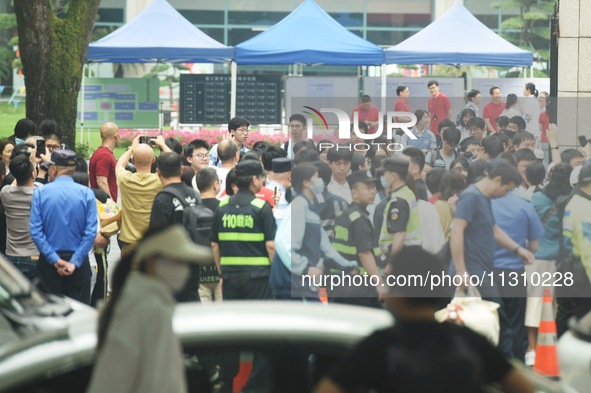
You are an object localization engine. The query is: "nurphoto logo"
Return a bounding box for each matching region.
[301,106,417,152]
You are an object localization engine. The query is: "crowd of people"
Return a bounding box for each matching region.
[1,79,590,392]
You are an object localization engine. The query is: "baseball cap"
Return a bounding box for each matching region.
[346,171,377,188]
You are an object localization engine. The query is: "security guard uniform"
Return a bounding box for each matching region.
[331,172,380,308]
[210,161,276,301]
[375,158,422,261]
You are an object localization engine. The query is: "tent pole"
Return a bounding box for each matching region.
[380,64,387,115]
[530,65,534,78]
[80,63,86,146]
[230,61,237,119]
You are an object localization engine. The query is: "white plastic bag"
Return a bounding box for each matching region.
[435,286,500,345]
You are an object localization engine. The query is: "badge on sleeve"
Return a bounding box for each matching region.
[390,207,400,221]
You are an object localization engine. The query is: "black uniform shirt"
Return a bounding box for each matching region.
[348,202,375,255]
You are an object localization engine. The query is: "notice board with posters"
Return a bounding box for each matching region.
[77,78,159,128]
[179,74,281,124]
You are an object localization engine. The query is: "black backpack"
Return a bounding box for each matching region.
[161,186,214,247]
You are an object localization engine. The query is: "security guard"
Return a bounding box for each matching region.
[331,171,383,308]
[211,159,276,300]
[375,157,422,265]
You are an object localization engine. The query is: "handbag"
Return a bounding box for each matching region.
[435,286,500,345]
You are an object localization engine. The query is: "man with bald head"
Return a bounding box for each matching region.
[115,134,171,254]
[90,122,120,201]
[215,139,239,198]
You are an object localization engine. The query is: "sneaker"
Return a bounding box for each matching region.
[525,350,536,367]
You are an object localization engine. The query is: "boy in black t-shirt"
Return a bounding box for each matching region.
[313,246,534,393]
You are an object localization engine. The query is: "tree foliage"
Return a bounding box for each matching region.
[492,0,554,74]
[14,0,100,146]
[0,13,16,85]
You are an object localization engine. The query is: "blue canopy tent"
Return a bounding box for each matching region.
[235,0,383,65]
[86,0,233,63]
[234,0,384,116]
[384,3,533,67]
[83,0,233,136]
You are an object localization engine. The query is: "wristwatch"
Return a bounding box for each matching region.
[513,246,521,255]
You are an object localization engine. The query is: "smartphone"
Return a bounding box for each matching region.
[578,135,588,147]
[36,139,46,158]
[139,136,151,144]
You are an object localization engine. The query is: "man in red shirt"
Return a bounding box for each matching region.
[427,80,452,136]
[483,86,506,134]
[89,122,119,201]
[351,95,380,134]
[394,85,412,123]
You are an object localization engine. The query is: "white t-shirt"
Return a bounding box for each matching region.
[327,177,352,204]
[215,167,231,199]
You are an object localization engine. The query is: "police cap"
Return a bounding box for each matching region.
[49,149,77,167]
[272,157,292,174]
[376,157,409,176]
[236,159,264,176]
[347,171,378,188]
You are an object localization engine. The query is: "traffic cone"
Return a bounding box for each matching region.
[533,288,560,378]
[318,287,328,303]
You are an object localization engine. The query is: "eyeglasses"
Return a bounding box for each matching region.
[46,144,61,151]
[192,153,208,160]
[444,140,457,148]
[236,128,250,133]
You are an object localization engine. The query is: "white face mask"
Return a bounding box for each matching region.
[152,258,190,293]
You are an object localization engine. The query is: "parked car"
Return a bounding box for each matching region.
[0,254,566,393]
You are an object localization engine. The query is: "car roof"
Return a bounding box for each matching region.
[0,301,393,392]
[175,301,395,347]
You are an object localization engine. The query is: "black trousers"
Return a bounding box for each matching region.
[222,270,273,301]
[220,270,272,393]
[37,252,91,305]
[91,250,108,307]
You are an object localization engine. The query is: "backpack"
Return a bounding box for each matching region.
[161,186,213,247]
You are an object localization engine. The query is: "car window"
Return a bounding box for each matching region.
[183,342,351,393]
[10,341,351,393]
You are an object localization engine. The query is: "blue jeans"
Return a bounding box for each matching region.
[6,255,38,281]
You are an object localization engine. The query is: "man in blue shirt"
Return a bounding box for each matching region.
[30,150,98,305]
[492,192,544,361]
[451,159,535,357]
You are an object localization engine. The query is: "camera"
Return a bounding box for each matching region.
[139,136,156,145]
[578,135,590,148]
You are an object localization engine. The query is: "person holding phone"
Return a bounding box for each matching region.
[25,136,52,185]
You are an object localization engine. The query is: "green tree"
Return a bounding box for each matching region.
[144,63,189,103]
[493,0,554,75]
[0,13,16,85]
[14,0,100,146]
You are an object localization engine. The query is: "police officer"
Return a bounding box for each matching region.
[331,171,383,308]
[375,157,422,265]
[211,159,276,393]
[211,159,276,300]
